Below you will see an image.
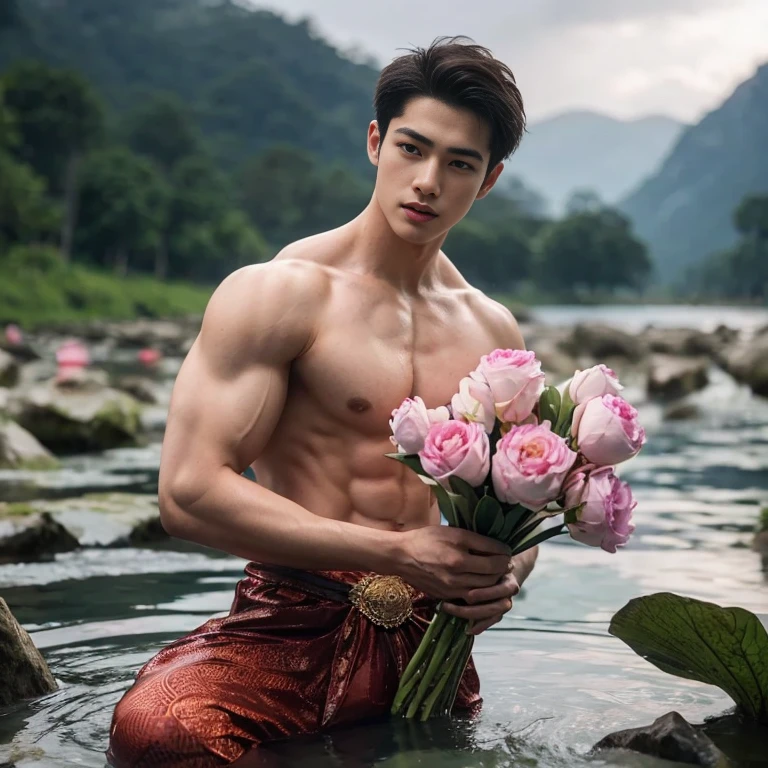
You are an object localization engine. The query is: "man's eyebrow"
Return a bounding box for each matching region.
[393,127,485,164]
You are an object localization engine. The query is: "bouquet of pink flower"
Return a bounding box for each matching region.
[387,350,646,720]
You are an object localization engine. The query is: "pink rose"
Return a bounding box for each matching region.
[475,349,545,424]
[564,466,636,553]
[419,420,490,488]
[572,394,646,466]
[491,421,578,511]
[451,372,496,432]
[389,397,449,454]
[568,364,623,405]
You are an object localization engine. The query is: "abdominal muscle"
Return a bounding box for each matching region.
[252,415,439,533]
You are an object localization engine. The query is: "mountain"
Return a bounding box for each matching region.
[620,63,768,283]
[0,0,378,172]
[504,110,684,215]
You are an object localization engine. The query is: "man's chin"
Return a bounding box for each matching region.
[390,217,445,246]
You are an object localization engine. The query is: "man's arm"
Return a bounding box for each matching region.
[158,260,399,572]
[158,259,513,599]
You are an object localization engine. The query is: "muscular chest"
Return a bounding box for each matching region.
[294,286,499,432]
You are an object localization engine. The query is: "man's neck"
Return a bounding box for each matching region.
[343,196,447,294]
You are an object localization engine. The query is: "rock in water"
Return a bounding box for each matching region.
[0,418,59,470]
[593,711,731,767]
[11,380,143,453]
[559,323,646,362]
[0,598,57,706]
[648,355,710,399]
[0,349,20,388]
[0,511,80,564]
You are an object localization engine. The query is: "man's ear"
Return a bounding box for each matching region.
[367,121,381,167]
[476,162,504,200]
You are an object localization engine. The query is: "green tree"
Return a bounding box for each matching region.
[0,0,20,30]
[2,61,104,261]
[536,208,652,296]
[75,147,169,276]
[126,93,203,174]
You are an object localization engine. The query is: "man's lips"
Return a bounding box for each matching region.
[402,204,438,218]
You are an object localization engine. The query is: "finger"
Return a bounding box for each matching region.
[451,572,503,591]
[442,597,513,621]
[452,529,512,556]
[469,615,503,635]
[464,575,520,605]
[460,553,511,576]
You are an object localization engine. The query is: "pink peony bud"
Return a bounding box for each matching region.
[491,421,578,511]
[389,397,449,454]
[419,420,490,488]
[451,371,496,432]
[564,466,636,553]
[568,364,623,405]
[475,349,545,424]
[572,394,646,466]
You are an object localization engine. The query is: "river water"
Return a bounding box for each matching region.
[1,305,767,767]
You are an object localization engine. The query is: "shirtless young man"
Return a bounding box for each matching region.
[107,37,535,767]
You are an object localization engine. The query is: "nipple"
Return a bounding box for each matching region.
[347,397,372,413]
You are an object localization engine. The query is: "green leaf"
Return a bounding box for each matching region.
[609,593,768,724]
[431,482,459,527]
[497,504,529,543]
[472,495,502,536]
[511,522,566,555]
[486,507,507,538]
[384,452,430,478]
[554,386,576,436]
[452,493,472,529]
[449,476,480,509]
[538,386,561,426]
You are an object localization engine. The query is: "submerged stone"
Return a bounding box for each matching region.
[593,711,731,767]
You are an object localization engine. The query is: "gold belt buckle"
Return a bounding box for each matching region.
[349,575,414,628]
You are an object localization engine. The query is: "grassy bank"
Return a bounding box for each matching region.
[0,246,213,329]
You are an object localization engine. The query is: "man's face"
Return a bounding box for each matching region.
[367,96,503,245]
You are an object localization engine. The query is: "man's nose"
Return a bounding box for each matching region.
[413,160,441,198]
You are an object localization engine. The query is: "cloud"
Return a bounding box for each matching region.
[249,0,768,121]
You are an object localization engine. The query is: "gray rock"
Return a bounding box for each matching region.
[109,515,169,547]
[0,348,20,388]
[0,597,57,706]
[593,711,732,767]
[10,380,143,453]
[663,402,702,421]
[0,418,59,470]
[559,323,646,362]
[643,326,737,358]
[0,511,79,564]
[648,355,710,399]
[113,375,159,404]
[720,334,768,398]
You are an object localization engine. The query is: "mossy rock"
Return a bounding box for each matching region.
[14,383,143,454]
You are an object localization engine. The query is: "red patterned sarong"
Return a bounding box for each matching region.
[106,563,481,767]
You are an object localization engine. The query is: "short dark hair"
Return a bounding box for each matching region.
[373,36,526,174]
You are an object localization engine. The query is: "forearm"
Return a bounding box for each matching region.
[161,468,404,574]
[512,545,538,587]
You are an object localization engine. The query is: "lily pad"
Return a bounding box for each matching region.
[609,593,768,724]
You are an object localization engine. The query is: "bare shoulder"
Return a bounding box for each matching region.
[438,253,526,350]
[469,291,526,350]
[197,247,333,367]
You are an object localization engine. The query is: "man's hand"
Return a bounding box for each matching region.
[441,561,519,635]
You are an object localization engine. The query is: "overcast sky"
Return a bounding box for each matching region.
[250,0,768,124]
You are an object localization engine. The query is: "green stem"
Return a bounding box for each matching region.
[405,615,461,719]
[438,631,475,716]
[419,621,470,720]
[391,608,449,715]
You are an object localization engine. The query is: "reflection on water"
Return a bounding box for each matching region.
[1,307,768,766]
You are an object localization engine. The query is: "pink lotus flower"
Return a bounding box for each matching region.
[564,466,636,552]
[4,324,22,346]
[572,394,646,466]
[419,420,490,488]
[492,421,578,511]
[475,349,545,424]
[568,364,623,405]
[451,372,496,432]
[390,397,450,454]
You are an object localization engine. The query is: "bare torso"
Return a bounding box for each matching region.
[252,228,520,533]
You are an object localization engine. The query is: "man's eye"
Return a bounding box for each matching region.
[399,143,420,155]
[452,160,473,171]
